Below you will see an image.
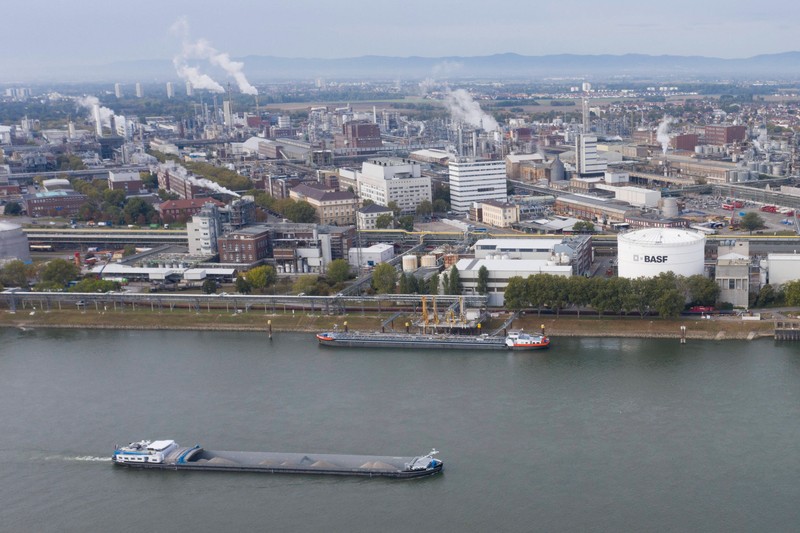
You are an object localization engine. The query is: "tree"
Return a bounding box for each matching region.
[246,265,277,291]
[572,220,595,233]
[283,200,317,223]
[122,244,137,257]
[69,278,119,293]
[655,288,685,318]
[37,259,80,289]
[3,201,22,215]
[0,260,34,287]
[201,278,217,294]
[426,273,440,295]
[686,274,720,306]
[234,275,252,294]
[398,272,411,294]
[292,274,330,296]
[503,276,529,311]
[375,214,394,229]
[397,215,415,232]
[387,201,401,217]
[754,284,776,307]
[123,197,157,225]
[740,212,766,234]
[103,188,126,207]
[416,200,433,217]
[361,199,374,207]
[447,265,461,295]
[784,280,800,307]
[433,199,449,214]
[371,263,397,294]
[326,259,352,285]
[476,265,490,295]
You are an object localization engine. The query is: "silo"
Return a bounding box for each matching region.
[420,255,438,268]
[402,255,418,272]
[0,221,31,264]
[661,197,679,218]
[617,228,705,278]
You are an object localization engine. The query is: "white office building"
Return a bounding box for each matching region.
[448,157,507,213]
[187,204,221,256]
[356,157,431,214]
[575,134,607,176]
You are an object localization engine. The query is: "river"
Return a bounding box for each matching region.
[1,328,799,532]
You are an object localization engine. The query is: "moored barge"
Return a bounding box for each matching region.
[112,440,442,478]
[316,330,550,350]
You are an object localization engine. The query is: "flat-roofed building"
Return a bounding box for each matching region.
[480,199,520,228]
[289,183,358,226]
[356,157,431,214]
[218,226,271,264]
[448,157,507,213]
[455,257,572,306]
[716,252,750,307]
[108,170,143,194]
[23,190,87,217]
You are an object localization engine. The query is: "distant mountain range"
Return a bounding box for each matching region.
[26,52,800,83]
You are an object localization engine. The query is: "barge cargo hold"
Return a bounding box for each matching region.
[112,440,442,478]
[316,331,550,350]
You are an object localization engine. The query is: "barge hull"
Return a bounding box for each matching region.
[114,447,442,478]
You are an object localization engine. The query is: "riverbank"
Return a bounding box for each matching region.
[0,308,778,340]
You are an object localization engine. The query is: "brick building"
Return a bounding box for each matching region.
[218,226,271,264]
[289,183,358,226]
[704,124,746,146]
[158,198,225,223]
[22,190,87,217]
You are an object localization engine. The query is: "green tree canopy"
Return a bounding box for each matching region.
[375,213,394,229]
[235,275,252,294]
[69,278,119,293]
[38,259,80,288]
[0,259,34,287]
[504,276,529,311]
[202,278,217,294]
[784,280,800,307]
[397,215,415,232]
[739,212,766,234]
[371,263,397,294]
[246,265,277,290]
[3,201,22,215]
[416,200,433,217]
[326,259,352,285]
[446,265,461,295]
[476,265,489,295]
[292,274,329,296]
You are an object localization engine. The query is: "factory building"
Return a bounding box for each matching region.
[448,157,507,213]
[455,257,572,307]
[356,158,431,214]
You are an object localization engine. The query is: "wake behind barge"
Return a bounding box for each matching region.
[113,440,442,479]
[316,330,550,350]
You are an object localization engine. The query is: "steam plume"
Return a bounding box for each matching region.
[189,175,240,197]
[77,96,115,134]
[171,18,257,95]
[444,89,499,131]
[656,115,673,155]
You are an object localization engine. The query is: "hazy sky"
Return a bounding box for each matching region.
[4,0,798,77]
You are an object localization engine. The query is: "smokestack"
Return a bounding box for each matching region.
[458,126,463,157]
[472,130,478,157]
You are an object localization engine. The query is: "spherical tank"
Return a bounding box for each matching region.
[0,221,31,264]
[617,228,705,278]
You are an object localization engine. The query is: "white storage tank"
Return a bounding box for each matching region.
[661,197,679,218]
[402,255,418,272]
[420,254,438,268]
[617,228,705,278]
[0,221,31,263]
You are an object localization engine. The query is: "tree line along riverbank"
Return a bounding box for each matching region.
[0,308,778,341]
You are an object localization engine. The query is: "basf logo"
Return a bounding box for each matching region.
[633,254,668,263]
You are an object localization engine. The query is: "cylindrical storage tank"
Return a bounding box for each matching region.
[0,221,31,264]
[617,228,705,279]
[661,197,679,218]
[402,255,418,272]
[420,254,437,268]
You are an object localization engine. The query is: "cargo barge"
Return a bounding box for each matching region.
[112,440,442,478]
[316,330,550,350]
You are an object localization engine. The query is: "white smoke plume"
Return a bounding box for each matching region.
[188,175,240,197]
[656,115,673,155]
[171,17,257,95]
[77,95,115,130]
[444,89,499,131]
